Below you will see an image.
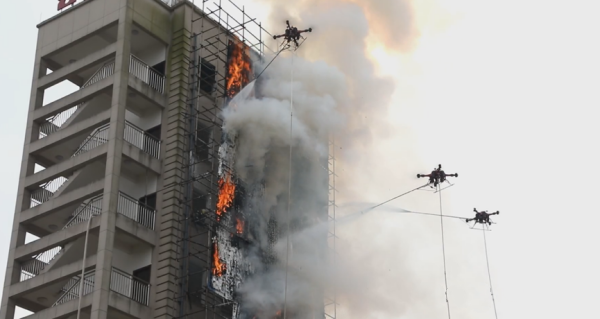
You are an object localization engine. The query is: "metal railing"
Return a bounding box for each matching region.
[117,192,156,230]
[124,121,161,159]
[110,268,150,306]
[53,270,95,306]
[72,124,110,157]
[30,176,69,208]
[20,246,63,282]
[129,55,165,94]
[39,60,116,139]
[63,194,103,229]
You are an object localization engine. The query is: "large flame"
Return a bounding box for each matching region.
[226,39,251,98]
[216,173,236,220]
[236,218,245,234]
[212,243,226,277]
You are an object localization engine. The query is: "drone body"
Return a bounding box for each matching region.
[417,164,458,188]
[273,20,313,49]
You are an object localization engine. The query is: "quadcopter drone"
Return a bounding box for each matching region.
[417,164,458,190]
[273,20,313,49]
[466,208,499,230]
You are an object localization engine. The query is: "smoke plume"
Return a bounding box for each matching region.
[216,0,482,318]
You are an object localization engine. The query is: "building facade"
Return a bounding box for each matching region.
[0,0,243,318]
[1,0,335,318]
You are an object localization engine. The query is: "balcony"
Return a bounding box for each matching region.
[129,55,165,94]
[124,121,161,159]
[110,267,150,306]
[117,192,156,230]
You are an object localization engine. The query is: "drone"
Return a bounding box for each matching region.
[466,208,499,229]
[417,164,458,189]
[273,20,313,49]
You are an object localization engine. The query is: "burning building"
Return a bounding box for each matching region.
[0,0,334,319]
[207,35,331,319]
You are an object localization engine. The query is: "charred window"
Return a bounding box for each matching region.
[138,192,156,210]
[194,122,211,162]
[188,259,205,305]
[198,58,216,94]
[132,265,151,283]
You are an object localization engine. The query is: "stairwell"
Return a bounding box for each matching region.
[39,60,116,140]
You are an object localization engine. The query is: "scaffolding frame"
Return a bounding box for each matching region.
[163,1,338,318]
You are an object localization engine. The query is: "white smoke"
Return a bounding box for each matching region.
[220,53,348,317]
[216,0,494,318]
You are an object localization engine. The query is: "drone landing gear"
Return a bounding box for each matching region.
[467,221,495,231]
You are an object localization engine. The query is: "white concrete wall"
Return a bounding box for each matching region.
[118,173,158,199]
[125,108,162,131]
[112,241,152,274]
[133,43,166,68]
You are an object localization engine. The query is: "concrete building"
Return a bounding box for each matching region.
[0,0,258,318]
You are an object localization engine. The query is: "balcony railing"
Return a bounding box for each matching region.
[53,270,95,306]
[30,176,69,208]
[124,121,161,159]
[110,268,150,306]
[20,246,63,282]
[129,55,165,94]
[39,60,116,139]
[117,192,156,230]
[72,124,110,157]
[63,194,103,229]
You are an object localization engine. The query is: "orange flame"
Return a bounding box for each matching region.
[226,39,251,97]
[236,218,245,234]
[216,173,236,220]
[212,243,226,277]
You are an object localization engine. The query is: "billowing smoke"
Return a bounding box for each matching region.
[216,0,444,318]
[221,55,345,317]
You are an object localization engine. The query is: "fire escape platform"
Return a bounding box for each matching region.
[15,219,102,262]
[25,144,108,189]
[33,76,114,122]
[30,109,111,154]
[122,144,161,175]
[20,293,93,319]
[9,255,97,298]
[128,76,167,109]
[37,43,117,90]
[20,179,105,224]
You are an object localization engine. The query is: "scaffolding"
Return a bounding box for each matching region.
[161,1,338,318]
